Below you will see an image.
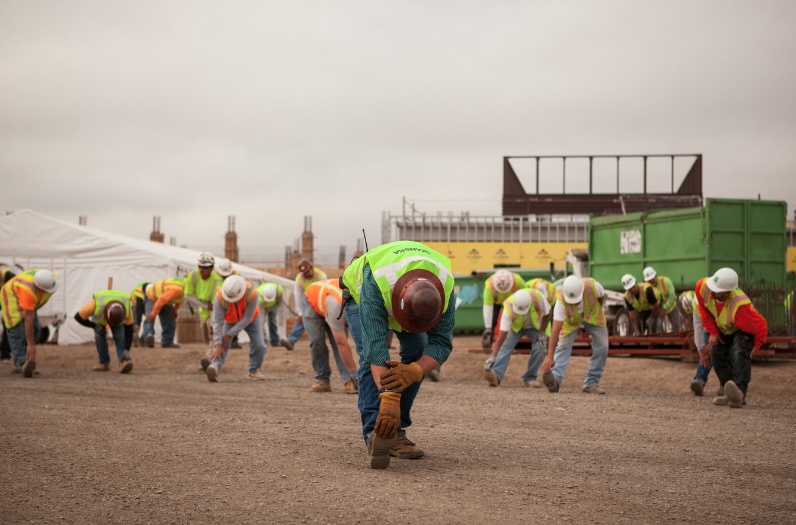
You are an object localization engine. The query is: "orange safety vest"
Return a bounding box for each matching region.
[306,279,343,318]
[145,278,185,304]
[217,282,259,324]
[1,269,53,329]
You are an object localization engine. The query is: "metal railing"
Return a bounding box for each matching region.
[743,283,795,337]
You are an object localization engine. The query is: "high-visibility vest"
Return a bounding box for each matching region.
[145,278,185,304]
[502,288,545,333]
[306,279,343,318]
[342,240,454,332]
[130,282,149,304]
[624,282,659,313]
[217,282,259,325]
[679,290,696,315]
[186,270,223,304]
[1,269,54,329]
[1,268,14,285]
[556,278,605,336]
[296,267,326,292]
[483,272,524,305]
[257,282,284,310]
[697,278,752,335]
[527,278,556,306]
[92,290,131,326]
[654,275,677,314]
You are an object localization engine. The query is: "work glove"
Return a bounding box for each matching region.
[481,329,493,348]
[374,392,401,439]
[537,334,549,353]
[380,361,424,393]
[484,354,496,371]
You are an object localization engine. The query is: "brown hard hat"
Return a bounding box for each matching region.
[391,269,445,333]
[104,301,126,327]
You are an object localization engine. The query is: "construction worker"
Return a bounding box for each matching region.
[215,258,243,349]
[696,268,767,408]
[205,275,267,382]
[184,252,223,348]
[643,267,681,332]
[257,282,293,350]
[483,288,551,388]
[786,288,795,336]
[0,267,18,362]
[74,289,134,373]
[481,270,526,350]
[302,279,358,393]
[541,275,609,395]
[680,290,723,397]
[287,259,328,346]
[621,274,660,335]
[0,269,59,377]
[341,240,456,470]
[129,281,149,347]
[141,277,185,348]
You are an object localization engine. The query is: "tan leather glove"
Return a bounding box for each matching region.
[374,392,401,438]
[380,361,423,393]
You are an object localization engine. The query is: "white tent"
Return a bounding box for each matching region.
[0,210,295,345]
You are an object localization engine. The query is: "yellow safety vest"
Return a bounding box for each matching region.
[557,278,605,336]
[527,278,556,306]
[697,279,752,335]
[502,289,545,333]
[1,269,53,329]
[654,275,677,314]
[624,282,659,313]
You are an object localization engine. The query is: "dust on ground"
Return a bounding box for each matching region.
[1,336,795,524]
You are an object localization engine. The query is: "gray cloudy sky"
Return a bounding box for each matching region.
[1,1,794,260]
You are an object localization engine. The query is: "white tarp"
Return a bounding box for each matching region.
[0,210,294,345]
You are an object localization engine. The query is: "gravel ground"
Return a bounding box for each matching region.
[1,336,795,524]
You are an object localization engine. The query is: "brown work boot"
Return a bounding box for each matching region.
[280,338,294,351]
[93,363,110,372]
[200,358,211,372]
[724,381,745,408]
[390,435,425,459]
[310,380,331,393]
[119,360,133,374]
[367,432,396,469]
[22,360,36,378]
[690,379,705,397]
[247,370,266,380]
[583,384,606,395]
[542,372,559,393]
[712,395,729,406]
[484,369,500,387]
[206,365,219,383]
[145,334,154,348]
[161,342,181,349]
[344,380,358,394]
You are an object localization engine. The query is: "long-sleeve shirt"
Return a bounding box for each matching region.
[358,264,456,366]
[695,280,768,349]
[211,294,259,345]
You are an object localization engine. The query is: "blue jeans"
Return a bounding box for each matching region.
[302,296,351,385]
[261,307,280,347]
[287,317,305,344]
[211,320,267,373]
[96,324,130,364]
[7,312,41,367]
[492,327,545,383]
[345,300,425,445]
[551,323,609,388]
[693,314,713,383]
[141,298,177,345]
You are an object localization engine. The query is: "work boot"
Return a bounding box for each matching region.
[161,342,181,349]
[93,363,110,372]
[583,384,606,395]
[712,395,729,406]
[200,358,211,372]
[425,369,440,382]
[119,360,133,374]
[484,369,500,387]
[247,370,266,380]
[390,435,425,459]
[145,334,155,348]
[343,379,358,394]
[716,386,725,396]
[280,338,294,351]
[524,380,542,388]
[542,372,559,393]
[310,380,331,393]
[206,365,219,383]
[22,360,36,378]
[367,432,396,470]
[690,379,705,397]
[132,333,139,347]
[230,340,242,349]
[724,380,745,408]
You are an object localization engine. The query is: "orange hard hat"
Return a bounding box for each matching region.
[391,269,445,333]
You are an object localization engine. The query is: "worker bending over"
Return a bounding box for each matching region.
[184,253,223,349]
[643,267,680,332]
[215,258,242,348]
[621,274,659,335]
[257,282,293,350]
[129,282,149,346]
[481,270,525,351]
[142,277,184,348]
[75,289,134,373]
[0,267,18,362]
[287,259,327,346]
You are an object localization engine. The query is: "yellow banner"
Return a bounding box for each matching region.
[788,246,796,273]
[423,242,587,275]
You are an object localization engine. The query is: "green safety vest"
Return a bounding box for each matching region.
[92,290,132,326]
[653,275,677,314]
[502,288,545,333]
[527,278,556,306]
[185,270,223,305]
[483,273,525,306]
[296,267,326,292]
[257,282,283,310]
[130,282,148,303]
[342,241,454,332]
[697,279,752,335]
[1,269,54,329]
[557,278,605,336]
[624,282,659,313]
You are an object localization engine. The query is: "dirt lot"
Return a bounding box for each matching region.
[1,336,795,524]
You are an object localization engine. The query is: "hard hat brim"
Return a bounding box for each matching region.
[564,291,583,304]
[622,282,635,291]
[391,269,444,333]
[706,278,733,294]
[217,269,232,277]
[223,290,246,302]
[512,304,531,315]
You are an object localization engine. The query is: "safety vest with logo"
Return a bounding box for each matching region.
[624,282,659,313]
[257,282,283,310]
[145,278,185,304]
[556,278,606,336]
[653,275,677,314]
[1,269,54,329]
[527,278,556,306]
[503,288,545,333]
[296,267,326,292]
[92,290,132,326]
[130,282,148,304]
[484,273,524,306]
[697,278,752,335]
[186,270,223,304]
[342,240,454,332]
[217,282,259,325]
[679,290,696,315]
[306,279,343,318]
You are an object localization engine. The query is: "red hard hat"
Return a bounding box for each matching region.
[104,301,126,327]
[391,269,445,333]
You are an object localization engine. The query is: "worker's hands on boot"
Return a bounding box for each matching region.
[374,392,401,438]
[380,361,423,392]
[484,354,496,371]
[542,355,555,374]
[211,344,224,361]
[26,343,36,363]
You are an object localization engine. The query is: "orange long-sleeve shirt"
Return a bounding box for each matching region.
[695,278,768,349]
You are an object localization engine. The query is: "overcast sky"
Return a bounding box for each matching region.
[1,1,794,261]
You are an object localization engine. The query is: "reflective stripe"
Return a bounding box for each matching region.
[624,282,658,312]
[1,270,52,328]
[697,278,751,335]
[503,289,544,332]
[373,255,451,289]
[557,278,605,335]
[217,282,259,324]
[92,290,132,325]
[307,279,342,318]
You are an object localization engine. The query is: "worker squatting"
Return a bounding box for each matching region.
[0,242,773,469]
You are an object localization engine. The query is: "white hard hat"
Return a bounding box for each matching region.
[33,269,59,293]
[706,268,738,293]
[216,258,233,277]
[198,252,215,268]
[511,289,532,315]
[680,292,694,314]
[621,274,637,291]
[643,267,657,282]
[260,283,277,303]
[221,275,247,302]
[562,276,584,304]
[493,270,514,294]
